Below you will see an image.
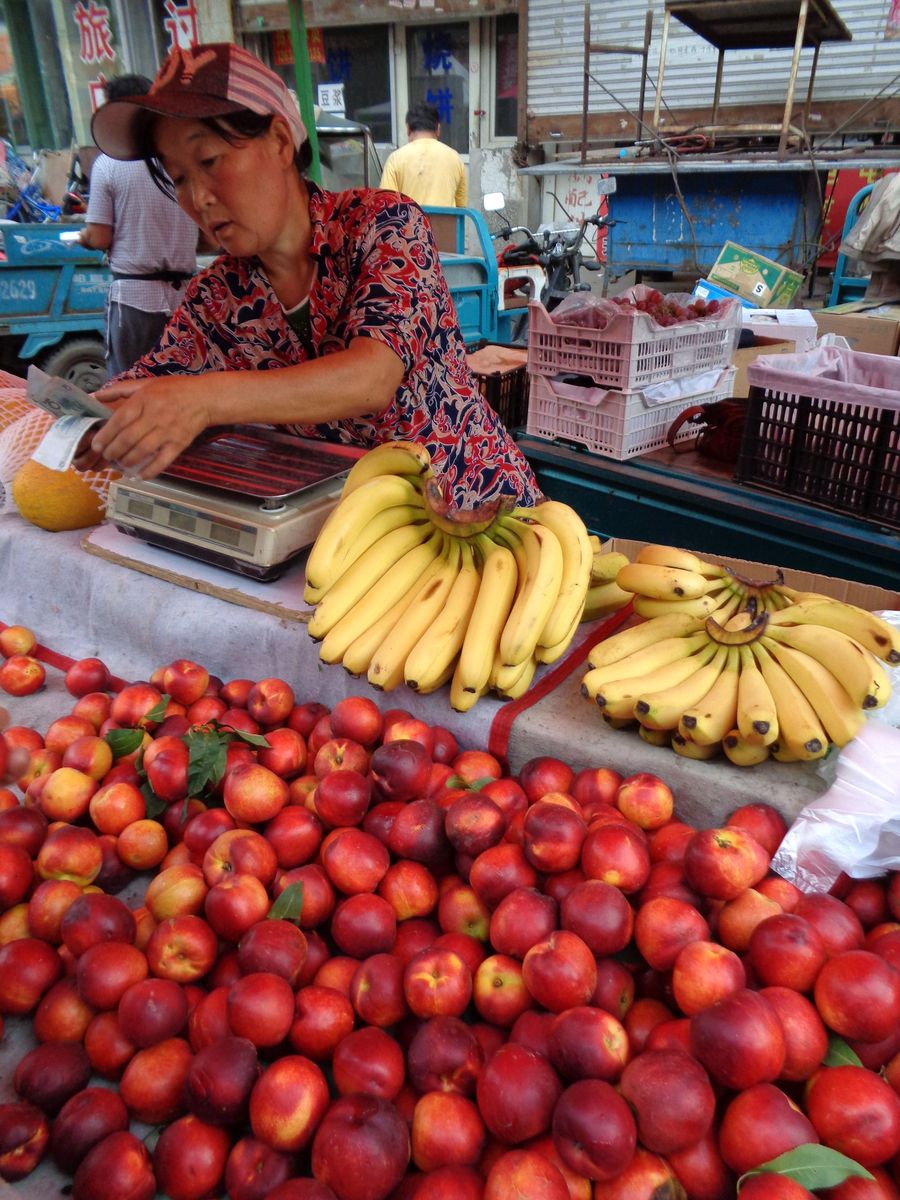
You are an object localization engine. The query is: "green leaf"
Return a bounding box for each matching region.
[444,774,495,792]
[824,1035,864,1068]
[144,694,171,725]
[739,1145,874,1192]
[227,728,272,749]
[140,778,167,820]
[104,728,145,760]
[184,727,229,798]
[268,882,304,923]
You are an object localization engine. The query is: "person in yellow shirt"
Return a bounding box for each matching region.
[379,103,467,208]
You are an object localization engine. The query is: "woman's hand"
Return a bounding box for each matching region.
[88,376,213,479]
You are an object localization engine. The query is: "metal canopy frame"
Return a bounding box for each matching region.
[581,5,654,163]
[650,0,852,158]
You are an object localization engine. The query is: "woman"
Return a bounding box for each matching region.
[85,42,540,508]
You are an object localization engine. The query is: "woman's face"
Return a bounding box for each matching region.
[153,115,300,258]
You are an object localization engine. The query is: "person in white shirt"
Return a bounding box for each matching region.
[80,75,199,377]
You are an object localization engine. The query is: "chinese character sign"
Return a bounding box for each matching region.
[317,83,345,115]
[73,1,115,64]
[425,87,453,124]
[162,0,199,52]
[422,31,453,73]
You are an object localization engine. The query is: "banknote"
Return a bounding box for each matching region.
[26,364,112,421]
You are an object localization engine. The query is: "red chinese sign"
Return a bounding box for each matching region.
[162,0,199,52]
[73,1,115,64]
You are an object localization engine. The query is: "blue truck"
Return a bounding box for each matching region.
[0,221,109,390]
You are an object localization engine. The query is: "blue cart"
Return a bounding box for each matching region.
[0,221,109,391]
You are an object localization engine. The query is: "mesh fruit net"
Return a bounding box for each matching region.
[0,385,119,516]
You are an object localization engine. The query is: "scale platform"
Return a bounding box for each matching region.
[106,428,362,581]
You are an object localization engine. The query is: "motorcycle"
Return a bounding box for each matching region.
[484,191,615,342]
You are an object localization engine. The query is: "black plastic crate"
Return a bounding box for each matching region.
[469,346,529,430]
[735,383,900,532]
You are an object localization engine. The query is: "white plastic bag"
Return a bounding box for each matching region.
[771,722,900,893]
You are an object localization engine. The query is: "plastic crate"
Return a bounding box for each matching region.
[468,345,529,429]
[526,300,742,392]
[735,345,900,532]
[525,366,737,461]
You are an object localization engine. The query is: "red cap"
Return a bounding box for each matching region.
[91,43,307,159]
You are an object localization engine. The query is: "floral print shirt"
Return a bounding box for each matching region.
[122,183,540,507]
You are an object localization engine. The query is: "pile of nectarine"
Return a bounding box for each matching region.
[0,643,898,1200]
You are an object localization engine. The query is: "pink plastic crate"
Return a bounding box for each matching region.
[526,300,742,392]
[525,367,737,461]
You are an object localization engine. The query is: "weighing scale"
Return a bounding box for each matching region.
[106,427,362,581]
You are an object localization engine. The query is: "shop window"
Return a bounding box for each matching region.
[270,25,392,146]
[406,23,469,156]
[493,14,518,142]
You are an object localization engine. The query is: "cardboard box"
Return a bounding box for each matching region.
[693,278,756,309]
[603,539,900,612]
[741,308,818,352]
[731,338,796,398]
[812,305,900,356]
[708,241,804,309]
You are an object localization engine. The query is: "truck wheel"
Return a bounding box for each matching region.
[37,337,106,393]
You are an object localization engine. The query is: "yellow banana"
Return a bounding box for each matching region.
[535,610,582,664]
[632,588,741,621]
[635,544,726,579]
[761,637,865,748]
[587,612,705,669]
[750,642,829,761]
[456,537,519,695]
[490,648,534,696]
[304,502,429,605]
[333,553,447,672]
[305,472,425,595]
[582,580,634,622]
[495,654,538,700]
[340,441,432,498]
[768,599,900,665]
[770,740,802,763]
[678,646,741,746]
[581,631,714,699]
[307,522,434,639]
[638,725,669,747]
[497,518,565,667]
[617,562,721,602]
[521,501,592,648]
[764,622,890,711]
[722,730,771,767]
[634,644,729,731]
[412,659,457,696]
[672,732,721,760]
[736,644,779,746]
[588,534,603,553]
[588,641,721,720]
[590,550,631,585]
[405,540,481,691]
[367,538,462,691]
[450,660,487,713]
[602,713,635,730]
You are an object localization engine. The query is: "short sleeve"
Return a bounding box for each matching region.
[455,164,468,208]
[340,198,448,378]
[85,158,115,227]
[379,154,399,194]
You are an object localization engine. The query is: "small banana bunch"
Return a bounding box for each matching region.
[581,543,898,767]
[582,540,634,622]
[303,442,593,711]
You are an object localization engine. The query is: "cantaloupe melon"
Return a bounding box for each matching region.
[12,460,111,531]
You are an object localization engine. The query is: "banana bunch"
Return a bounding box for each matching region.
[304,442,593,711]
[580,542,898,766]
[582,539,634,622]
